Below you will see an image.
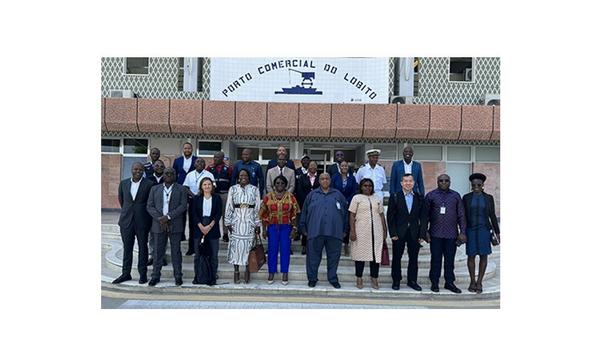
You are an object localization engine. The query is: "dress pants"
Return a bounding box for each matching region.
[186,199,195,250]
[152,232,183,281]
[355,261,379,278]
[198,237,219,278]
[429,237,457,285]
[267,224,292,273]
[120,225,149,278]
[391,236,421,284]
[306,236,342,283]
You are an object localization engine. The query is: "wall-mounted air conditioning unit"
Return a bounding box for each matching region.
[481,94,500,106]
[109,89,134,98]
[390,96,414,104]
[464,68,473,81]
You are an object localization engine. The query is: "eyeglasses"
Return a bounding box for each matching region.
[438,179,449,182]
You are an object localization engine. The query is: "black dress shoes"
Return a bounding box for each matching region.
[431,284,440,292]
[331,282,341,289]
[444,283,462,293]
[148,278,159,286]
[175,278,183,286]
[147,257,154,266]
[407,281,422,291]
[139,275,148,284]
[112,274,132,284]
[185,250,195,256]
[162,258,168,266]
[308,281,317,287]
[392,283,400,291]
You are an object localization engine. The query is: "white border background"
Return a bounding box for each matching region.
[2,0,609,354]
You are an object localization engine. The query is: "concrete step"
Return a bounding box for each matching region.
[102,240,496,284]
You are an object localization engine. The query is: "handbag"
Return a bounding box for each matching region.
[490,231,500,246]
[381,240,390,266]
[193,243,215,286]
[248,234,267,272]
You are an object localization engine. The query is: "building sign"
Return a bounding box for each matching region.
[210,58,389,104]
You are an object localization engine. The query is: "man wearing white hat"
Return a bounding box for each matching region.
[354,149,387,200]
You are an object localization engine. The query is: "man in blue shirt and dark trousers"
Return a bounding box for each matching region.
[299,172,348,289]
[425,174,467,294]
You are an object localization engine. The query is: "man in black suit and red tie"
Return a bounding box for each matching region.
[386,173,429,291]
[113,162,155,284]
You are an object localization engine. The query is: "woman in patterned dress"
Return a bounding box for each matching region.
[259,175,300,285]
[225,169,261,284]
[348,178,388,289]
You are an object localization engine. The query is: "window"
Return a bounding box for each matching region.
[125,57,149,75]
[123,138,148,155]
[449,57,473,82]
[475,146,500,162]
[377,144,398,160]
[198,141,222,156]
[447,146,471,161]
[262,148,291,160]
[178,57,203,92]
[413,145,443,161]
[101,138,120,153]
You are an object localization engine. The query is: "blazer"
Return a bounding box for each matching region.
[266,158,296,171]
[295,173,320,207]
[389,160,425,196]
[266,165,296,194]
[172,155,197,185]
[328,163,353,178]
[146,183,189,234]
[386,191,428,241]
[147,174,164,186]
[462,192,500,234]
[191,193,223,240]
[331,173,358,206]
[118,177,155,232]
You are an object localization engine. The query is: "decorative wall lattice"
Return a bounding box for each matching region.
[414,57,500,105]
[101,57,211,99]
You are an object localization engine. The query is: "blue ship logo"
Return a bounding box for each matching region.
[274,68,323,95]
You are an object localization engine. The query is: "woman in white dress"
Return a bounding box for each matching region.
[225,169,261,284]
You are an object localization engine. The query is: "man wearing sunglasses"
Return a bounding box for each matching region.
[425,174,467,294]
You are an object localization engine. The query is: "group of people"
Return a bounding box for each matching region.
[113,143,500,294]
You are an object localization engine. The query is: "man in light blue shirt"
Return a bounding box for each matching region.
[299,173,348,289]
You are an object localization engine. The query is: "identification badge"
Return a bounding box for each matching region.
[440,206,446,214]
[336,201,342,210]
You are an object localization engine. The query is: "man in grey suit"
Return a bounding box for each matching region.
[146,167,189,286]
[113,162,155,284]
[266,157,296,193]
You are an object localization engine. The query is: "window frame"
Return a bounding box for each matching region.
[101,137,122,155]
[122,138,150,157]
[123,57,150,76]
[448,57,475,83]
[197,140,223,158]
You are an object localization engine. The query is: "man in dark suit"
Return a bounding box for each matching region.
[113,162,155,284]
[172,142,197,185]
[386,173,428,291]
[390,145,425,196]
[146,167,189,286]
[146,159,168,266]
[172,142,197,246]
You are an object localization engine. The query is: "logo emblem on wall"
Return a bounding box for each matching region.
[274,69,323,95]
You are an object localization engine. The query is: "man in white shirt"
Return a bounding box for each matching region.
[354,149,387,200]
[182,157,215,255]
